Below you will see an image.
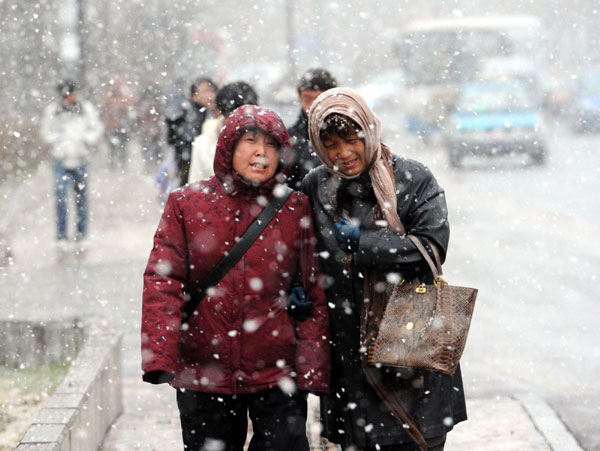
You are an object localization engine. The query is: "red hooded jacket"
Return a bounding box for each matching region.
[141,105,330,394]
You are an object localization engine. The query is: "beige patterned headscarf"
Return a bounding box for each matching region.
[308,88,404,233]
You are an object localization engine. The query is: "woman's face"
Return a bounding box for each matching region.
[192,81,216,110]
[300,89,322,114]
[232,130,279,184]
[323,128,367,176]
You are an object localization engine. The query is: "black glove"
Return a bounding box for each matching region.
[287,286,313,321]
[334,217,360,253]
[143,370,175,385]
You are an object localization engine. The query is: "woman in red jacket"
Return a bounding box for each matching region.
[141,105,330,451]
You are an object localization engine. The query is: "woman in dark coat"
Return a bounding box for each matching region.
[301,88,466,451]
[142,105,330,451]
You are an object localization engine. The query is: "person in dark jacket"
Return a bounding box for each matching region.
[165,77,218,185]
[284,68,337,190]
[301,88,467,451]
[142,105,330,451]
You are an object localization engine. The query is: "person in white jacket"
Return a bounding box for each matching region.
[40,80,103,242]
[188,81,258,183]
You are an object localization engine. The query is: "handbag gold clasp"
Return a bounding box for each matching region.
[433,276,447,288]
[415,285,427,294]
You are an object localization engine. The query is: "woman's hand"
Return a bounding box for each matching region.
[334,217,360,253]
[288,286,313,321]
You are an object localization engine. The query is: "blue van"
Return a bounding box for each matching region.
[570,68,600,133]
[444,80,546,167]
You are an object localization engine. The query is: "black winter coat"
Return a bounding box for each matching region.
[301,155,467,448]
[165,99,208,184]
[285,111,322,190]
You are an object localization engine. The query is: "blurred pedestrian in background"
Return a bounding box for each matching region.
[102,77,134,171]
[165,76,218,185]
[188,81,258,182]
[302,88,466,450]
[136,83,165,168]
[284,68,337,190]
[142,105,330,450]
[40,80,103,246]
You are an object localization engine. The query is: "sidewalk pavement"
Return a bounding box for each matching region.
[0,146,584,450]
[99,382,581,451]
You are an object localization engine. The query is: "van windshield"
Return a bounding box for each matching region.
[402,30,510,86]
[458,82,531,112]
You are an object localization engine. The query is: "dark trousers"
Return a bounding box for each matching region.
[342,433,446,451]
[174,144,191,185]
[53,161,88,240]
[106,130,128,169]
[176,387,309,451]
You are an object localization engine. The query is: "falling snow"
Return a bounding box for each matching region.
[1,0,600,450]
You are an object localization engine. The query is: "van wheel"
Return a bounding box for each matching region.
[449,150,462,168]
[531,149,546,165]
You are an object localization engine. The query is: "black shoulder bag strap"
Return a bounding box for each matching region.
[180,185,293,327]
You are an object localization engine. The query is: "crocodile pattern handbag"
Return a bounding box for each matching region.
[367,236,477,375]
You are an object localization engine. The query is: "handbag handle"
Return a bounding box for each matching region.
[372,202,443,280]
[407,234,443,279]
